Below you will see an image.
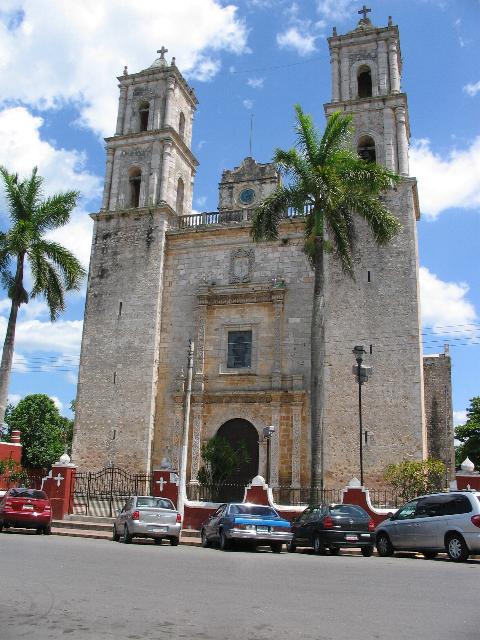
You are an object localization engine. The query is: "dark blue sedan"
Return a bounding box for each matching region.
[200,503,292,553]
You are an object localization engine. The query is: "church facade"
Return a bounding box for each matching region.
[72,14,453,489]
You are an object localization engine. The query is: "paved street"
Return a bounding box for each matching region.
[0,533,478,640]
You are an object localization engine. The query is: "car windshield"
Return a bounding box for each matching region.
[8,489,47,500]
[329,505,368,518]
[229,505,278,517]
[136,497,174,509]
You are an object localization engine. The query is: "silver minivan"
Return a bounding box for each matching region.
[113,496,181,545]
[375,491,480,562]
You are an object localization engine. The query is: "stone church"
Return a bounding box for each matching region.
[72,12,454,489]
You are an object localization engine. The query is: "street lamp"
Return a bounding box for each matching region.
[352,345,372,486]
[263,425,275,485]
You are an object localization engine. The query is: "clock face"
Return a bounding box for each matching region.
[239,188,256,205]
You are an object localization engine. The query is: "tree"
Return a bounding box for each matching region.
[251,106,401,491]
[455,397,480,469]
[0,167,85,426]
[4,394,70,469]
[384,458,446,502]
[197,436,250,487]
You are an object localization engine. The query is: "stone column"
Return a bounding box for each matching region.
[377,40,389,95]
[395,106,409,176]
[101,148,115,210]
[148,141,162,206]
[42,460,77,520]
[291,402,302,488]
[331,48,340,102]
[159,141,172,203]
[189,404,203,484]
[271,291,284,390]
[383,107,396,171]
[163,77,176,129]
[115,85,128,135]
[340,53,350,101]
[270,402,280,487]
[388,40,401,93]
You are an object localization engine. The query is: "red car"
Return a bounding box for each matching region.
[0,488,52,534]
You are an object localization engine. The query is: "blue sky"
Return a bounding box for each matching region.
[0,0,478,426]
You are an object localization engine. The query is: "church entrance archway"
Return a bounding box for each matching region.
[216,418,259,502]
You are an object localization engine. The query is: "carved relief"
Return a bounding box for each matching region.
[190,406,203,483]
[229,248,254,283]
[171,404,183,471]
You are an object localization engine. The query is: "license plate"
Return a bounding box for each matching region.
[345,535,358,541]
[148,526,168,532]
[23,505,34,510]
[256,526,269,533]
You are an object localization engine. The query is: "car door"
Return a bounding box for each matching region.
[206,504,227,540]
[293,508,313,546]
[388,499,419,549]
[413,496,449,549]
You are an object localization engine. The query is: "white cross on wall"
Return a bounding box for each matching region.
[156,477,168,493]
[54,473,64,487]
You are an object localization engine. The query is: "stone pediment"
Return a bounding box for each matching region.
[197,281,285,306]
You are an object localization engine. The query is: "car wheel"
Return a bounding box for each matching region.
[154,538,162,545]
[123,525,132,544]
[329,547,340,556]
[0,522,3,532]
[112,526,120,542]
[446,533,469,562]
[43,526,52,536]
[35,528,43,535]
[376,532,394,557]
[313,535,326,555]
[423,551,437,560]
[219,530,230,551]
[361,546,374,557]
[169,537,179,547]
[286,540,296,553]
[201,529,210,548]
[270,542,283,554]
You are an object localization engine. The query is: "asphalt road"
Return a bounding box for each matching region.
[0,532,478,640]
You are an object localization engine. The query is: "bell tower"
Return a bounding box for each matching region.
[73,49,198,473]
[325,8,410,177]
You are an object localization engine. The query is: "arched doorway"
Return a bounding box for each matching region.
[216,418,259,502]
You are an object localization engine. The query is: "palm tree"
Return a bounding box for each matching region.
[251,106,402,492]
[0,167,86,426]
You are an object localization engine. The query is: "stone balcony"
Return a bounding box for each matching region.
[176,204,312,230]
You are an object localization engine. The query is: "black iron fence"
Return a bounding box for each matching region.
[187,483,247,503]
[73,466,153,517]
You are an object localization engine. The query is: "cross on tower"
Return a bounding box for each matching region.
[358,5,371,20]
[53,472,64,487]
[157,46,168,60]
[156,477,167,493]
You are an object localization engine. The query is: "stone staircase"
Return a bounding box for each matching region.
[52,515,201,544]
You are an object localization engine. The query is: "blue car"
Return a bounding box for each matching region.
[200,502,292,553]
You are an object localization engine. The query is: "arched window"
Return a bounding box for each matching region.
[129,167,142,208]
[139,101,149,132]
[357,66,372,98]
[358,136,376,163]
[176,177,184,214]
[178,112,185,140]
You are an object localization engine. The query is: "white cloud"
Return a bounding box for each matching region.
[195,196,207,208]
[410,137,480,219]
[7,393,22,406]
[276,27,317,56]
[243,99,254,110]
[316,0,355,21]
[247,77,264,89]
[419,267,478,337]
[50,395,63,412]
[0,1,249,137]
[453,410,467,426]
[0,106,101,203]
[463,81,480,97]
[12,353,28,373]
[45,208,93,270]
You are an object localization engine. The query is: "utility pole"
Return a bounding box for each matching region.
[352,346,372,486]
[177,340,194,519]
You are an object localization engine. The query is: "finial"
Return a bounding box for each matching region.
[357,4,372,24]
[157,46,168,60]
[388,15,393,26]
[123,65,128,76]
[333,26,337,36]
[171,56,176,66]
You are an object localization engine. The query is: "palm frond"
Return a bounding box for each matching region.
[344,195,402,245]
[251,186,303,242]
[325,208,356,275]
[317,112,353,165]
[294,104,321,166]
[334,151,400,193]
[29,240,86,291]
[33,191,79,233]
[0,166,26,223]
[23,167,43,216]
